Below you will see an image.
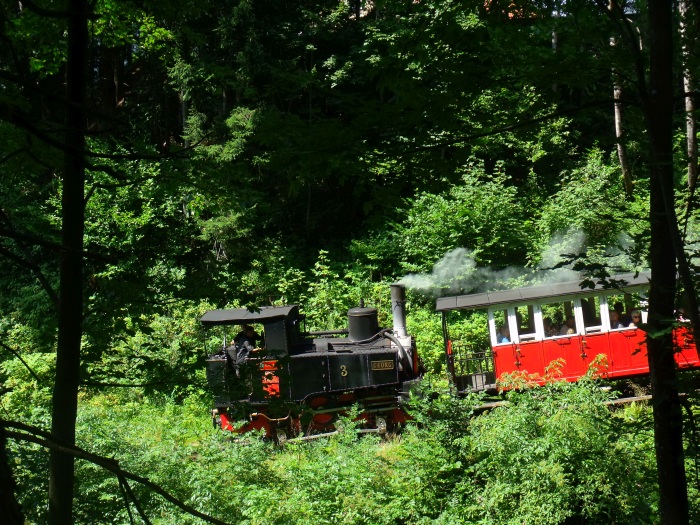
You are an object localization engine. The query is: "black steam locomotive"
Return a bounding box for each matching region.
[203,284,421,441]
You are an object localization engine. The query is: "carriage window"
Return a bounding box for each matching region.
[630,293,648,325]
[580,296,604,333]
[540,300,574,337]
[491,309,510,345]
[604,292,647,328]
[515,305,538,341]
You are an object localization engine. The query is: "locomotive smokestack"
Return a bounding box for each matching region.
[390,283,407,337]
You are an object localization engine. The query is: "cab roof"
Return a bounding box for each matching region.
[435,272,650,312]
[200,305,299,326]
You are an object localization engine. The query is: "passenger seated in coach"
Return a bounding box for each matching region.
[497,325,511,344]
[628,310,642,327]
[676,307,689,323]
[559,315,576,335]
[543,317,558,337]
[609,310,625,329]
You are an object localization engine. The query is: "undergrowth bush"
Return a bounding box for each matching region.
[8,380,682,524]
[453,380,658,525]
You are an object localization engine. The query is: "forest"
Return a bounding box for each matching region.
[1,0,699,523]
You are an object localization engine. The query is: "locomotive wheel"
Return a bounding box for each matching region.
[305,395,338,427]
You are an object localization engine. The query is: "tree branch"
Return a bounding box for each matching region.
[0,342,42,383]
[117,476,137,525]
[3,420,232,525]
[20,0,99,19]
[0,148,26,166]
[0,227,117,264]
[119,474,154,525]
[401,99,623,156]
[1,101,193,162]
[80,379,203,388]
[0,224,60,308]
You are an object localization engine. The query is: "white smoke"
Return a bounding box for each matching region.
[604,232,638,268]
[398,247,528,295]
[399,228,640,297]
[538,230,586,270]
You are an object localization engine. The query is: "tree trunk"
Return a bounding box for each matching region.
[644,1,690,523]
[0,425,24,525]
[609,1,634,197]
[680,0,698,192]
[613,65,634,196]
[48,1,88,523]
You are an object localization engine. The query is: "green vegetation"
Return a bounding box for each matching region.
[10,381,694,525]
[1,0,700,523]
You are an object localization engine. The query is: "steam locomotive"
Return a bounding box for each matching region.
[203,284,421,441]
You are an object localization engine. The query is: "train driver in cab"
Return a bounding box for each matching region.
[234,324,260,351]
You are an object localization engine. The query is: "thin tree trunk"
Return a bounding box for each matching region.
[645,1,690,523]
[609,1,634,197]
[683,70,697,193]
[613,66,634,196]
[48,0,88,523]
[680,0,698,192]
[181,90,189,149]
[551,25,558,93]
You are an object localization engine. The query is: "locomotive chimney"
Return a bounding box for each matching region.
[390,283,407,337]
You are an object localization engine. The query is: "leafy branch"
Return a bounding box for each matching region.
[3,419,233,525]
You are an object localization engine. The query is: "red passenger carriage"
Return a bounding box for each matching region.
[436,273,700,393]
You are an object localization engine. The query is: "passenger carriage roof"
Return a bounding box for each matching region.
[200,305,299,326]
[435,272,650,312]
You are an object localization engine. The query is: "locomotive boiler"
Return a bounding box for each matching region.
[203,284,421,441]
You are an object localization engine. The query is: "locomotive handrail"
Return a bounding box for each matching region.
[350,330,389,345]
[303,329,350,336]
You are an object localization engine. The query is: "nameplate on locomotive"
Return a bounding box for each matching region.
[371,360,394,371]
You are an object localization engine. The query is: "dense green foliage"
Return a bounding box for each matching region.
[9,381,697,525]
[2,0,700,523]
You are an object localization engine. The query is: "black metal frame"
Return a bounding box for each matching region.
[442,311,495,393]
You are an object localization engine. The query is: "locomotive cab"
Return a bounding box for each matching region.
[202,305,303,406]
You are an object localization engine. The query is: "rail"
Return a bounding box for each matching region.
[448,341,496,392]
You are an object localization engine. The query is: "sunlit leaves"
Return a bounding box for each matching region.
[397,159,532,273]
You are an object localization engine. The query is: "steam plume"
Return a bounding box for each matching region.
[399,228,640,297]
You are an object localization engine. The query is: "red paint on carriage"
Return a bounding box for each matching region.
[491,327,698,384]
[437,272,700,393]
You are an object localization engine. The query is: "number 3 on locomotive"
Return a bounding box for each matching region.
[340,365,348,377]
